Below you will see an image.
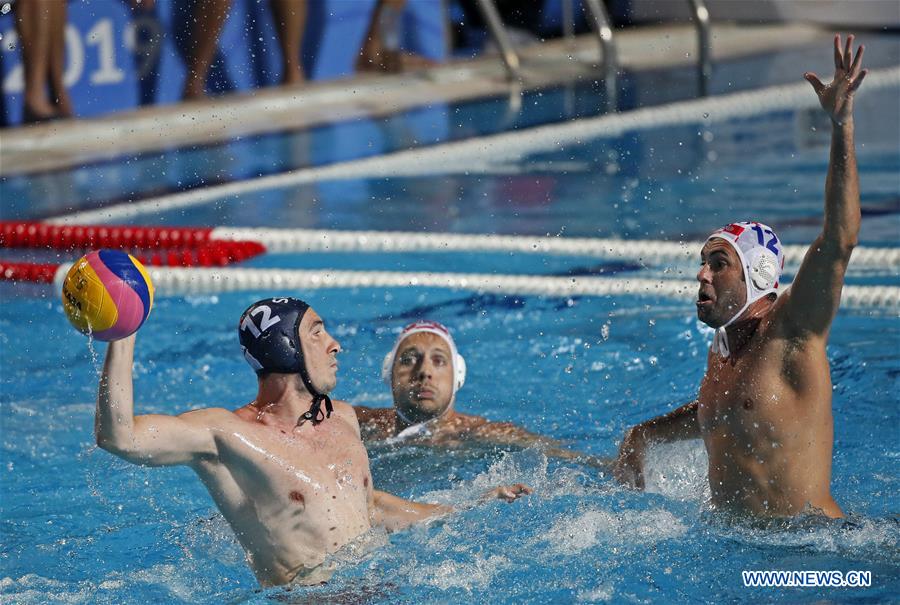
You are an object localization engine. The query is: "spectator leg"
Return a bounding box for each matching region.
[270,0,306,85]
[47,0,73,118]
[15,0,56,122]
[182,0,232,100]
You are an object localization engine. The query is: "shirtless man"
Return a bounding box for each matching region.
[355,320,607,469]
[95,298,530,587]
[613,35,867,519]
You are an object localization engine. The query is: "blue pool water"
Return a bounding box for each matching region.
[2,37,900,604]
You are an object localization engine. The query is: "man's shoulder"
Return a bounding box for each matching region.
[766,289,830,344]
[757,294,828,354]
[178,406,244,426]
[353,405,395,423]
[331,399,358,418]
[450,411,490,430]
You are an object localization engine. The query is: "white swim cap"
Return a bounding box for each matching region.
[706,221,785,357]
[381,320,467,397]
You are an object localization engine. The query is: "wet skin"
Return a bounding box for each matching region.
[96,310,531,585]
[696,242,841,517]
[195,399,374,585]
[391,331,455,424]
[98,311,378,585]
[615,35,866,519]
[355,332,610,470]
[357,331,504,444]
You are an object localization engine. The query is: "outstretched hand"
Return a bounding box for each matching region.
[483,483,532,503]
[804,34,867,126]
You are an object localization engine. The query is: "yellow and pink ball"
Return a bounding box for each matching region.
[61,250,154,341]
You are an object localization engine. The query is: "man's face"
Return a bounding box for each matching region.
[696,239,747,328]
[391,332,454,423]
[299,308,341,394]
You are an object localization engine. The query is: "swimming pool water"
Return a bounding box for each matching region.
[2,36,900,605]
[1,287,898,603]
[3,34,899,222]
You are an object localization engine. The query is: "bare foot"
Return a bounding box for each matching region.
[51,90,74,119]
[23,95,58,124]
[181,75,207,101]
[281,66,306,86]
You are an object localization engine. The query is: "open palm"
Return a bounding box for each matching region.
[804,34,867,125]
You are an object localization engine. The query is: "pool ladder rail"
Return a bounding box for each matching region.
[477,0,711,99]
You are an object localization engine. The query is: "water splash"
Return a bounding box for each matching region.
[537,508,688,555]
[642,439,709,502]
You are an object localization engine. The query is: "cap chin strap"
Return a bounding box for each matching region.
[297,393,333,427]
[711,300,753,358]
[295,371,333,427]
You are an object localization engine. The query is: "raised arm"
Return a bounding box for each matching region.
[96,335,217,466]
[783,34,867,337]
[613,400,700,489]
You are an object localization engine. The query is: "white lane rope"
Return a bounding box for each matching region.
[210,226,900,271]
[51,264,900,308]
[48,66,900,226]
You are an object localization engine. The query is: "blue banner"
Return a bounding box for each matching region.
[0,0,447,127]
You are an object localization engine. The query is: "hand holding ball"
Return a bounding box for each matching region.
[62,250,154,341]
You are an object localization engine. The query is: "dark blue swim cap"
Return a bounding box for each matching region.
[239,297,308,375]
[238,297,332,425]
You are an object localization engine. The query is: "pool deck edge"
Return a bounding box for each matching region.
[0,23,834,177]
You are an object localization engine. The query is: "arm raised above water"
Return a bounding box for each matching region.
[95,335,218,466]
[781,34,867,339]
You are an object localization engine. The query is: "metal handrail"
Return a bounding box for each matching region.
[582,0,617,73]
[581,0,618,110]
[474,0,521,80]
[561,0,575,43]
[688,0,712,96]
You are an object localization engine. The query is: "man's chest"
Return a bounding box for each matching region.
[697,354,787,440]
[215,418,370,489]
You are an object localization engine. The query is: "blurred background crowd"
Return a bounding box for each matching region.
[1,0,622,127]
[1,0,891,128]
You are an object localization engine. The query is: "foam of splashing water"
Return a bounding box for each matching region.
[405,553,514,592]
[536,507,688,555]
[642,439,709,502]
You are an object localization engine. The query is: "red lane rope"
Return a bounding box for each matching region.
[0,261,59,284]
[0,221,267,282]
[0,221,214,250]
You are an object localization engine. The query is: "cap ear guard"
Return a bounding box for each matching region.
[381,351,394,385]
[749,249,779,291]
[453,354,466,391]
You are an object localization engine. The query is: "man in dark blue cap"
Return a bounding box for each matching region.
[95,297,530,586]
